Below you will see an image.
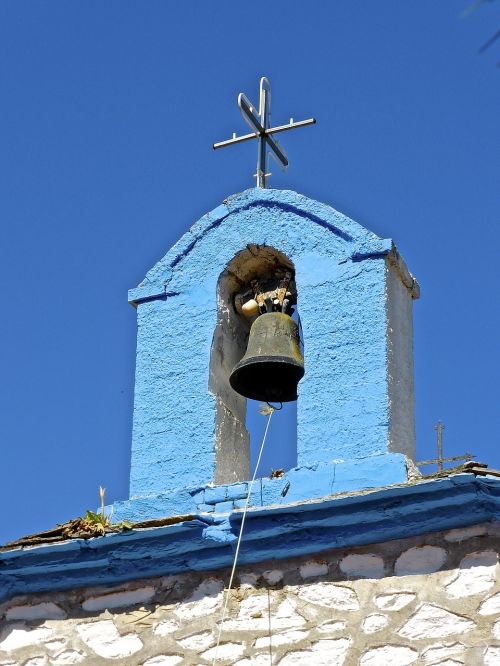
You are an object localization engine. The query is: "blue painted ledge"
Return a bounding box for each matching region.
[1,473,500,603]
[110,453,409,523]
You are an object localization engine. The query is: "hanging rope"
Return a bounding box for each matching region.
[212,406,276,665]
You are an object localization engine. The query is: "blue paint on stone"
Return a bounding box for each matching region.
[213,501,234,515]
[189,489,205,505]
[109,452,408,523]
[203,486,229,505]
[116,188,418,520]
[246,453,408,508]
[2,474,500,603]
[197,503,215,513]
[225,483,248,501]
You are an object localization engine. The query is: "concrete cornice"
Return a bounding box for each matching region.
[1,474,500,603]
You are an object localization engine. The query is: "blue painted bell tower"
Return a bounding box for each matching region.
[113,188,419,521]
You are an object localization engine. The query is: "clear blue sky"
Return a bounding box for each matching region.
[1,1,498,543]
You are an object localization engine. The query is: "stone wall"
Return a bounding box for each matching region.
[1,522,499,665]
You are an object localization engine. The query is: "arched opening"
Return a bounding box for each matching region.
[210,245,301,484]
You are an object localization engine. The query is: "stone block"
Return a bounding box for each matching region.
[81,586,155,611]
[225,483,248,501]
[213,500,234,514]
[76,621,143,659]
[189,489,205,504]
[204,486,228,505]
[196,503,214,513]
[5,602,66,621]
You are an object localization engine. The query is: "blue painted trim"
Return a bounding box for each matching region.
[140,189,390,286]
[2,474,500,602]
[110,453,408,523]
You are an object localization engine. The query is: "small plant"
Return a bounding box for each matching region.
[81,486,133,534]
[84,486,112,527]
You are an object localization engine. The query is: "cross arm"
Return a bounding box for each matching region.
[213,131,258,150]
[266,117,316,135]
[265,132,288,168]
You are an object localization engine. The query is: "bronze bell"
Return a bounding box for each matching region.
[229,312,304,402]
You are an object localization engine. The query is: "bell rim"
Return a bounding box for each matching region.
[229,356,305,403]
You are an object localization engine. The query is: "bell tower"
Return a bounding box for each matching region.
[112,187,419,522]
[110,78,419,522]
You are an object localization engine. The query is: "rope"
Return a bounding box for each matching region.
[267,588,273,664]
[212,407,275,665]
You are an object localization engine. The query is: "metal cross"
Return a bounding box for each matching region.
[416,421,474,472]
[213,77,316,188]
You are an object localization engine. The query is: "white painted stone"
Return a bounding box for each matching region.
[262,569,283,584]
[274,598,308,627]
[398,603,475,639]
[317,620,346,633]
[142,657,183,666]
[24,657,47,666]
[175,578,223,620]
[484,647,500,666]
[177,631,213,650]
[5,602,66,622]
[430,661,463,666]
[76,620,143,659]
[492,619,500,639]
[279,638,351,666]
[299,561,328,579]
[82,586,155,611]
[479,592,500,615]
[234,656,271,666]
[360,645,418,666]
[236,593,270,618]
[445,550,497,598]
[45,639,67,652]
[421,642,465,664]
[153,619,179,636]
[238,573,259,588]
[445,525,487,542]
[50,651,86,665]
[375,592,415,610]
[339,554,384,578]
[0,623,53,651]
[297,583,359,609]
[201,642,245,662]
[362,614,389,634]
[395,546,446,575]
[223,598,305,632]
[254,629,309,648]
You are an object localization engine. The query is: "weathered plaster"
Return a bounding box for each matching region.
[1,523,499,665]
[386,255,416,460]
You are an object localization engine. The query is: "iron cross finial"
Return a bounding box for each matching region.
[213,77,316,188]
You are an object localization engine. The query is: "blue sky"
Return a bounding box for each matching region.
[0,1,498,543]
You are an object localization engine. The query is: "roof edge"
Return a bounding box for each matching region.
[1,474,499,603]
